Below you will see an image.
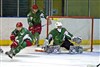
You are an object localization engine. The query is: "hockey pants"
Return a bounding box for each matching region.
[61,39,74,50]
[12,40,32,55]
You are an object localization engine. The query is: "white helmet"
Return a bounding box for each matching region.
[55,21,62,27]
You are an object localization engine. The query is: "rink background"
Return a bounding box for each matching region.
[0,18,100,46]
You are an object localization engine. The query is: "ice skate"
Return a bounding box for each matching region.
[5,48,15,59]
[5,51,13,59]
[0,48,3,53]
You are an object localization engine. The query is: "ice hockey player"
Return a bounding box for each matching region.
[43,21,83,54]
[5,22,34,59]
[27,4,49,47]
[0,48,3,53]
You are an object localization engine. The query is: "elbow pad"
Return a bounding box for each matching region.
[10,34,15,41]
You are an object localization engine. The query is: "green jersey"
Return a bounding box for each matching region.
[10,28,34,55]
[48,28,73,45]
[12,27,34,43]
[27,10,46,26]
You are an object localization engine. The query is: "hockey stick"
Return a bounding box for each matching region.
[42,24,46,27]
[41,18,52,27]
[83,47,91,51]
[42,19,52,27]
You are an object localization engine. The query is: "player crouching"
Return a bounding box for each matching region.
[43,21,83,54]
[5,22,34,59]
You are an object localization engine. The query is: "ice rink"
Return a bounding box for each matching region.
[0,45,100,67]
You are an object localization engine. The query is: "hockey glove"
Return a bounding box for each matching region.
[29,22,33,27]
[10,34,15,41]
[72,36,82,44]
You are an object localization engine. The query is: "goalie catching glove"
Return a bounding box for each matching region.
[72,36,82,44]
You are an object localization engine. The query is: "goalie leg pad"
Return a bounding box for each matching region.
[44,45,60,53]
[69,46,83,54]
[75,46,83,53]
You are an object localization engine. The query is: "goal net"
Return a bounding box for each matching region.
[46,16,94,52]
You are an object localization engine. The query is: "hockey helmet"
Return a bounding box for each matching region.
[32,4,38,9]
[16,22,23,27]
[55,21,62,27]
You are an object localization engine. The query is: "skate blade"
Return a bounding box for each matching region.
[5,52,13,59]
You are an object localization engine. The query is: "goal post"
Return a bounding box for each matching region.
[46,16,94,52]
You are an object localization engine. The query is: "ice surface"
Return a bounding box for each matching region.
[0,45,100,67]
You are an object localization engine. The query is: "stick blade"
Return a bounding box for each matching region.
[35,47,45,52]
[83,48,91,51]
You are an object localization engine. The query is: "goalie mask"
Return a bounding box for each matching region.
[55,21,62,28]
[55,21,62,27]
[55,21,62,32]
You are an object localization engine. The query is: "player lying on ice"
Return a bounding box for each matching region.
[5,22,34,59]
[43,21,83,54]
